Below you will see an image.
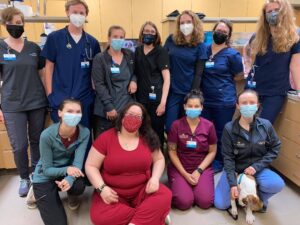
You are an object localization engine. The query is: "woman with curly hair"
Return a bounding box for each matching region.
[245,0,300,124]
[85,102,171,225]
[164,10,207,132]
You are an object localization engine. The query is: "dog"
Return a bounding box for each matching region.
[229,173,263,224]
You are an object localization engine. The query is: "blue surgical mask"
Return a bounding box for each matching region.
[266,10,279,26]
[185,108,201,119]
[111,38,125,51]
[240,105,258,118]
[63,113,82,127]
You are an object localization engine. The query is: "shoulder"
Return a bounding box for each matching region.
[256,117,272,128]
[40,123,59,140]
[226,47,240,55]
[78,125,90,137]
[122,48,134,56]
[165,34,174,44]
[86,33,99,44]
[26,41,40,50]
[200,117,214,127]
[47,29,65,39]
[224,120,235,132]
[101,128,117,139]
[156,45,168,54]
[172,117,186,129]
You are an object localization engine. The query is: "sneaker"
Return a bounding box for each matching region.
[26,185,37,209]
[165,214,171,225]
[258,205,267,213]
[67,195,80,211]
[19,179,31,197]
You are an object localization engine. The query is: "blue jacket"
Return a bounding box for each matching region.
[33,123,90,187]
[222,117,281,187]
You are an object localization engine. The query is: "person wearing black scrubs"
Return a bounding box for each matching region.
[245,0,300,124]
[135,21,170,148]
[0,7,47,197]
[201,19,244,173]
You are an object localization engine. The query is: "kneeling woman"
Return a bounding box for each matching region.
[85,102,172,225]
[214,90,285,212]
[167,90,217,210]
[32,99,90,225]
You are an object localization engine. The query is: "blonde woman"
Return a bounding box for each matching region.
[164,10,207,132]
[245,0,300,124]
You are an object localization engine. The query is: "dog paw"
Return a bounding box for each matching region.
[246,214,255,224]
[231,207,238,216]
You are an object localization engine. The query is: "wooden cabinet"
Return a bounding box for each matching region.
[0,122,16,169]
[273,96,300,186]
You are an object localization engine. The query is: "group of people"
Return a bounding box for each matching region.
[0,0,298,224]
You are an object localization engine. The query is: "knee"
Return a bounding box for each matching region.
[214,193,230,210]
[172,193,194,210]
[260,176,285,194]
[194,193,214,209]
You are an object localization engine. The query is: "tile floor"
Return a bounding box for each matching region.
[0,171,299,225]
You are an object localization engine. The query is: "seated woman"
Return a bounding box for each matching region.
[85,102,172,225]
[32,99,90,225]
[214,89,285,212]
[167,90,217,210]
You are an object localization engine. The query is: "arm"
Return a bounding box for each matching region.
[0,109,4,123]
[168,143,187,177]
[38,69,46,90]
[44,60,54,96]
[198,144,217,170]
[192,60,205,90]
[156,69,170,116]
[251,123,281,173]
[290,53,300,97]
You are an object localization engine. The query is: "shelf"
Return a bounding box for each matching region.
[0,16,69,23]
[162,17,258,23]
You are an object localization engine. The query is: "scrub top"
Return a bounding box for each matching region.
[164,35,207,95]
[135,45,169,103]
[249,38,300,96]
[201,45,243,107]
[0,40,47,112]
[41,27,101,109]
[168,116,217,173]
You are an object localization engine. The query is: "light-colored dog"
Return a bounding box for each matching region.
[230,173,263,224]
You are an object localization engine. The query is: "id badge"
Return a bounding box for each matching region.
[3,54,16,61]
[111,67,120,74]
[247,80,256,89]
[205,61,214,68]
[186,140,197,149]
[81,61,90,69]
[149,93,157,100]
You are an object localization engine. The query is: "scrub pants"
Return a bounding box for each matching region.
[165,91,185,133]
[3,107,46,179]
[167,164,214,210]
[202,106,236,163]
[90,184,172,225]
[259,95,286,124]
[214,169,285,210]
[33,178,85,225]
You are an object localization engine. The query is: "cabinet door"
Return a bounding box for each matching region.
[162,0,192,18]
[192,0,220,17]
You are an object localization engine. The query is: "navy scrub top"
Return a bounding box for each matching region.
[248,38,300,96]
[41,27,101,109]
[164,34,207,95]
[201,45,243,107]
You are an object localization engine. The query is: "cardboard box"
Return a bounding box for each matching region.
[0,131,12,150]
[1,149,16,169]
[0,122,6,131]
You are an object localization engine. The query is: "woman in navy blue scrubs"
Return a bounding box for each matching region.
[164,10,207,132]
[201,19,244,172]
[245,0,300,124]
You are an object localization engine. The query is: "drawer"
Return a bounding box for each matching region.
[279,136,300,166]
[272,154,300,186]
[1,149,16,169]
[281,99,300,124]
[276,118,300,146]
[0,131,12,150]
[0,122,6,131]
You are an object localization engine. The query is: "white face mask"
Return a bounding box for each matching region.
[180,23,194,36]
[70,14,86,28]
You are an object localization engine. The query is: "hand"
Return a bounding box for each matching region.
[184,172,197,186]
[67,166,84,178]
[0,110,4,123]
[55,179,71,192]
[156,103,166,116]
[100,186,119,204]
[231,186,239,199]
[128,81,137,94]
[145,177,159,194]
[244,166,256,175]
[106,109,117,121]
[298,92,300,99]
[191,170,201,184]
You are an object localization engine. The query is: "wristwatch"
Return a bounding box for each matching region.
[197,167,203,174]
[96,183,107,194]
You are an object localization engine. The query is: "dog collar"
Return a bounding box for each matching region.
[237,173,245,185]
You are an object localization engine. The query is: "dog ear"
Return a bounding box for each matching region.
[242,197,248,206]
[249,195,263,211]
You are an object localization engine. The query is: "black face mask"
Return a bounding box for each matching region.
[213,31,228,45]
[142,34,156,45]
[6,25,24,39]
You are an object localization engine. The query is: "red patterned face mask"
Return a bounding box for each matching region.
[122,114,142,133]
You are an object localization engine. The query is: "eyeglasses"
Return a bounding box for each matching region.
[125,113,143,120]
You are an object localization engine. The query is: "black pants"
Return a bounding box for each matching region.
[92,115,114,139]
[141,102,165,149]
[33,178,85,225]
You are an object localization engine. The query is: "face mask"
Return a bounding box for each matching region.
[240,105,258,118]
[111,38,125,51]
[213,31,228,45]
[180,23,194,36]
[185,108,202,119]
[6,25,24,39]
[142,34,156,45]
[69,14,86,28]
[266,10,279,26]
[122,115,142,133]
[63,113,82,127]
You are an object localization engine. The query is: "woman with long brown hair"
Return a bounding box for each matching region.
[245,0,300,124]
